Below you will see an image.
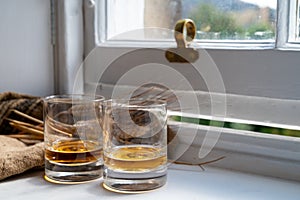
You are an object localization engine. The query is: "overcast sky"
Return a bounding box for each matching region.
[241,0,277,9]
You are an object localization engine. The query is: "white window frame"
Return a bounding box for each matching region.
[277,0,300,49]
[54,0,300,181]
[96,0,300,51]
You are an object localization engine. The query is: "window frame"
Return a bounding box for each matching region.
[276,0,300,50]
[96,0,300,51]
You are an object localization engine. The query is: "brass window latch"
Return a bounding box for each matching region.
[165,19,199,63]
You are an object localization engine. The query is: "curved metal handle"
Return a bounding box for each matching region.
[174,19,196,48]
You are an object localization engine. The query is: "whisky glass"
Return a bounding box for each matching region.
[43,94,104,183]
[101,99,168,193]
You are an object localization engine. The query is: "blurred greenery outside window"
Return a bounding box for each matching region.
[186,1,276,40]
[107,0,278,41]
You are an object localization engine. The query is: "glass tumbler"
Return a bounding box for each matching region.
[101,99,168,193]
[43,94,104,183]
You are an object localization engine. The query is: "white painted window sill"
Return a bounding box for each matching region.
[1,164,299,200]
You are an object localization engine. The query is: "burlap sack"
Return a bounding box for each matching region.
[0,92,44,181]
[0,135,44,180]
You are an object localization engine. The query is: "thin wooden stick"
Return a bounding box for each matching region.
[7,134,44,140]
[131,86,157,98]
[173,156,226,171]
[9,122,44,135]
[11,109,43,124]
[6,118,43,131]
[47,122,73,137]
[19,139,43,145]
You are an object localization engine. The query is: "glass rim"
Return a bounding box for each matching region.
[103,98,167,108]
[43,94,105,103]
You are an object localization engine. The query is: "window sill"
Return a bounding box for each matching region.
[1,165,299,199]
[170,121,300,182]
[97,40,276,50]
[276,42,300,51]
[98,40,300,51]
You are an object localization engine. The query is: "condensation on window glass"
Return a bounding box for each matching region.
[106,0,277,41]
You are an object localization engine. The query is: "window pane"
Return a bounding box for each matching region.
[106,0,277,41]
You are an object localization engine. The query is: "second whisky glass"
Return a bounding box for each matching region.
[101,99,168,193]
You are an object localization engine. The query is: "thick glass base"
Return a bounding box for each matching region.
[45,159,103,184]
[103,167,167,193]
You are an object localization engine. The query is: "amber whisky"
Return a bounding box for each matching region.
[104,145,167,172]
[45,139,102,165]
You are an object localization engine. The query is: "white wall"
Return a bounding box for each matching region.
[0,0,54,96]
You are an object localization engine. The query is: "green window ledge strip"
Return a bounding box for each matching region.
[170,116,300,138]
